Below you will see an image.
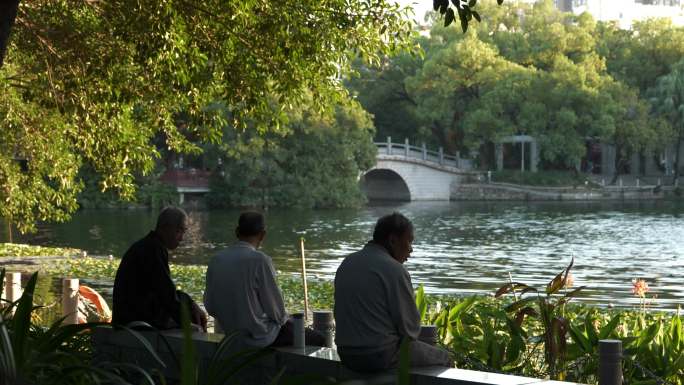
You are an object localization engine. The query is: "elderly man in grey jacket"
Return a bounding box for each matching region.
[334,212,451,372]
[204,211,324,348]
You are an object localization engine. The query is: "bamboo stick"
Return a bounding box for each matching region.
[299,237,309,322]
[509,272,518,301]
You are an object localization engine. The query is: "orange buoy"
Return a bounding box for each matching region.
[77,285,112,323]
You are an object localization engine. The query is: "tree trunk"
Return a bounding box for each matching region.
[429,120,452,153]
[610,144,624,185]
[0,0,21,69]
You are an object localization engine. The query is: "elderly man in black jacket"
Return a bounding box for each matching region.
[113,207,207,331]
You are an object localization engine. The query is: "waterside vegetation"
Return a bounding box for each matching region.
[2,249,679,384]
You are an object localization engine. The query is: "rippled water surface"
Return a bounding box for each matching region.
[9,201,684,310]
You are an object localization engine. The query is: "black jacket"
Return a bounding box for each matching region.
[112,231,190,329]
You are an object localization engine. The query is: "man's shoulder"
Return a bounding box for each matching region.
[340,245,406,276]
[122,233,158,259]
[212,244,272,264]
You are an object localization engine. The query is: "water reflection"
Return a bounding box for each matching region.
[6,200,684,310]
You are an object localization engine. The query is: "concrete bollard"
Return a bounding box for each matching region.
[292,313,305,348]
[3,273,22,313]
[419,325,438,346]
[599,339,623,385]
[312,310,335,348]
[62,278,80,325]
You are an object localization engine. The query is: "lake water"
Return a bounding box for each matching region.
[7,201,684,310]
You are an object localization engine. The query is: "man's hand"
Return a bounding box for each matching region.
[191,301,208,332]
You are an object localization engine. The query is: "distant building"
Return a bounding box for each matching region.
[555,0,684,28]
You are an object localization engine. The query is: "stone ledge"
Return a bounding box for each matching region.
[92,327,585,385]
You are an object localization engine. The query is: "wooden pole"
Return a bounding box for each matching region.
[508,272,518,302]
[299,237,309,322]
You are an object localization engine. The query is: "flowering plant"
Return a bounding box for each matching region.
[632,279,649,298]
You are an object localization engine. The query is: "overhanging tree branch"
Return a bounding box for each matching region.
[0,0,21,68]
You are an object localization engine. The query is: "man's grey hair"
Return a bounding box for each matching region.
[156,206,188,230]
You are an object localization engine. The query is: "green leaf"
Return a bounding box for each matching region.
[585,314,599,345]
[638,321,662,349]
[11,272,38,368]
[180,303,197,385]
[514,306,538,327]
[440,2,449,14]
[505,296,537,313]
[547,258,574,295]
[448,296,477,322]
[505,317,526,363]
[495,282,536,298]
[0,313,16,383]
[445,8,455,27]
[415,285,427,321]
[668,314,682,348]
[456,6,469,33]
[398,337,410,385]
[569,323,592,353]
[599,314,621,340]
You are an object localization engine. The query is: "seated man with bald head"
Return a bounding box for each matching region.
[113,206,207,331]
[334,212,451,372]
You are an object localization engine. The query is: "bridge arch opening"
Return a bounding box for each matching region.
[360,169,411,202]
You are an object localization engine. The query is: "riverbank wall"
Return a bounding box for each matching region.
[451,182,680,201]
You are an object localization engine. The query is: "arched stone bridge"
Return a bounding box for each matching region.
[360,139,479,201]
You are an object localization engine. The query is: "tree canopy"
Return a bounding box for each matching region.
[0,0,415,232]
[348,0,680,174]
[206,95,376,209]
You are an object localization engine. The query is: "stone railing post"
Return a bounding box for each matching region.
[599,339,623,385]
[422,143,427,160]
[405,138,409,157]
[495,143,504,171]
[313,311,335,348]
[62,278,79,325]
[439,147,444,165]
[387,136,392,155]
[3,273,22,313]
[521,142,525,172]
[455,151,461,168]
[530,141,538,172]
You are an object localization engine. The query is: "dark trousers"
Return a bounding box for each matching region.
[339,340,451,373]
[270,318,326,347]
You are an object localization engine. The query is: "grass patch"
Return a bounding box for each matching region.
[41,256,333,313]
[0,243,83,257]
[492,170,599,187]
[35,256,684,383]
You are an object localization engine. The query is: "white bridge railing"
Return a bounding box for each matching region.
[375,137,473,170]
